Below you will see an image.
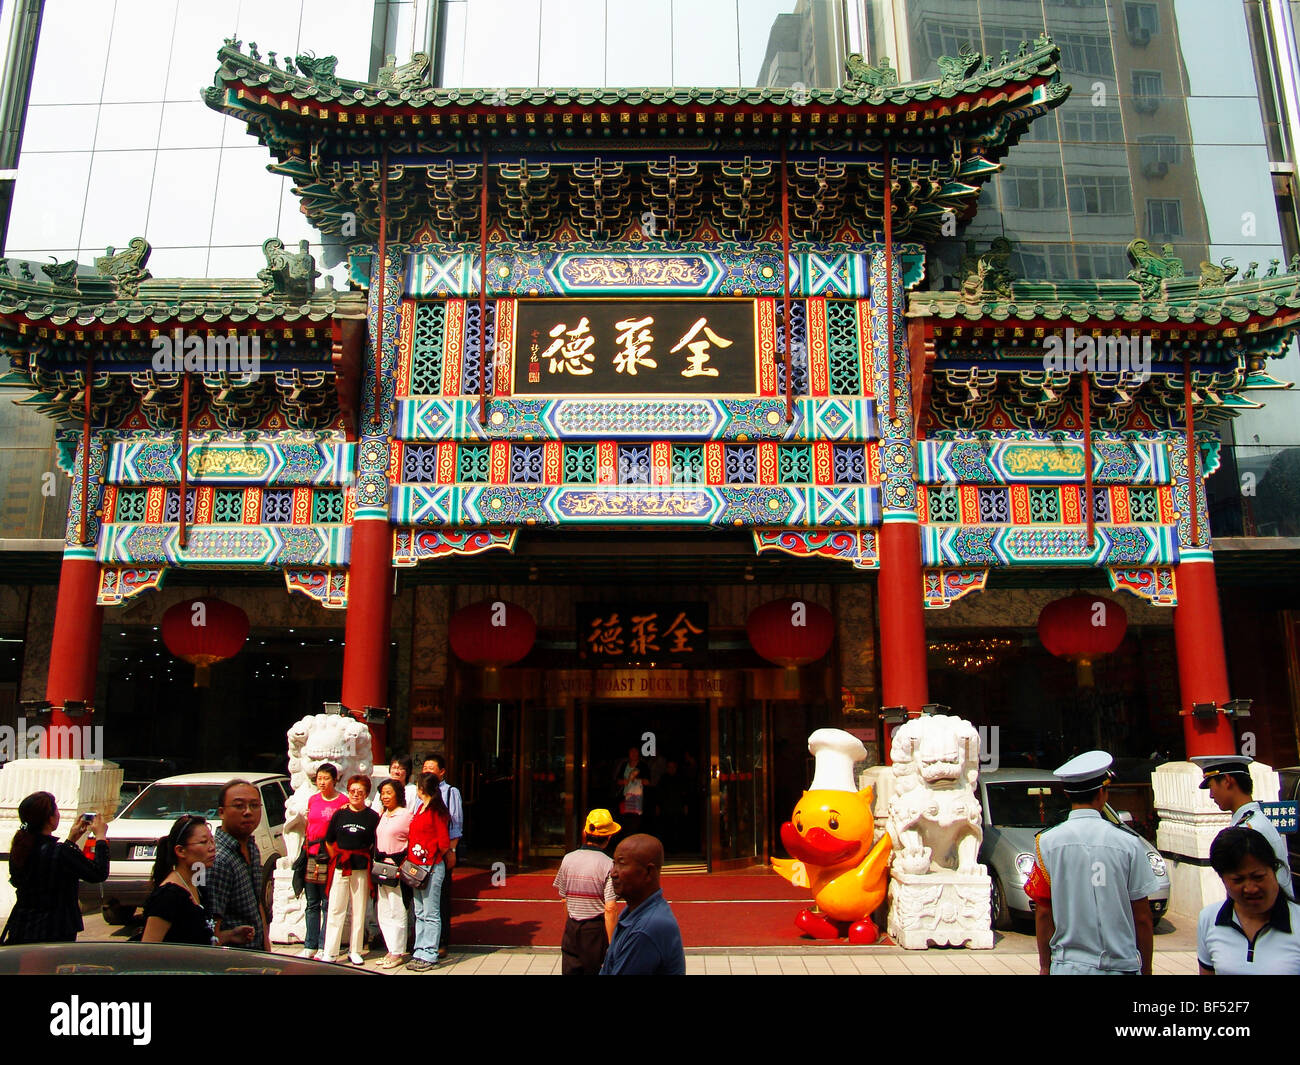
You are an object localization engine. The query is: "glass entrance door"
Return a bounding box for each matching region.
[456,699,517,861]
[585,700,708,864]
[713,701,766,867]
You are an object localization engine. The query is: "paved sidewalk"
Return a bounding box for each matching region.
[81,911,1200,975]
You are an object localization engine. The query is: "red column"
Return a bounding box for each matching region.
[878,522,929,761]
[44,554,104,754]
[1172,559,1235,756]
[341,517,392,762]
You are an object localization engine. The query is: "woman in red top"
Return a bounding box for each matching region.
[407,771,451,971]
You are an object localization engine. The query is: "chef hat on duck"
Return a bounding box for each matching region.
[807,728,867,792]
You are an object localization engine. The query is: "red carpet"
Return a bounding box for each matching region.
[444,868,889,947]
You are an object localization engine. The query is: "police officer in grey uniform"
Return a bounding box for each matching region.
[1029,751,1160,975]
[1192,755,1294,900]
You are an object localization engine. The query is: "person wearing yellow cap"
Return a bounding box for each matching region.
[1192,756,1293,900]
[553,808,621,975]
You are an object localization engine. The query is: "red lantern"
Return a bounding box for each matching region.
[161,597,250,687]
[1037,594,1127,687]
[746,597,834,690]
[449,600,536,693]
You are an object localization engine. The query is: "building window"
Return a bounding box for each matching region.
[1010,243,1073,279]
[1074,245,1130,279]
[1000,166,1066,210]
[1125,2,1159,44]
[1055,32,1115,77]
[1067,175,1134,216]
[1139,135,1180,178]
[1061,105,1124,142]
[1146,198,1184,237]
[921,23,980,65]
[1132,70,1163,113]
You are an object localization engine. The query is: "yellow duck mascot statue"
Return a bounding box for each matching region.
[771,728,891,943]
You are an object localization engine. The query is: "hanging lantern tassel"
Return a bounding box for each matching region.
[1074,656,1096,689]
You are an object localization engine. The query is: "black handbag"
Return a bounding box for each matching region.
[373,859,402,883]
[399,859,429,888]
[291,847,308,897]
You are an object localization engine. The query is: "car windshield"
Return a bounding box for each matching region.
[985,782,1072,828]
[119,784,223,821]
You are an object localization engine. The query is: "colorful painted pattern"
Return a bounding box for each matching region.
[403,242,890,299]
[916,438,1171,485]
[751,529,879,569]
[1107,566,1177,607]
[923,569,990,609]
[96,566,167,606]
[97,523,348,567]
[107,436,354,485]
[392,528,519,566]
[284,569,349,609]
[392,484,879,528]
[921,524,1178,567]
[919,484,1174,527]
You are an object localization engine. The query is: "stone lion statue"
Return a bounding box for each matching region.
[886,714,983,876]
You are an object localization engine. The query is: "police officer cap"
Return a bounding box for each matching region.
[1053,750,1115,794]
[1190,755,1253,790]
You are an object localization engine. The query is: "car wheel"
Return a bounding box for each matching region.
[989,873,1013,931]
[102,902,136,925]
[262,857,279,924]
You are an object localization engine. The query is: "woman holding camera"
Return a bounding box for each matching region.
[1,791,108,944]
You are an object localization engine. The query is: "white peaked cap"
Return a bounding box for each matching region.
[807,728,867,792]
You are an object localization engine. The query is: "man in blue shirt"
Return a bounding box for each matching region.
[600,834,685,975]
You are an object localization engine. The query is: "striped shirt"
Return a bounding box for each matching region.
[554,845,616,920]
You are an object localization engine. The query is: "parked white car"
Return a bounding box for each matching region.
[81,772,290,925]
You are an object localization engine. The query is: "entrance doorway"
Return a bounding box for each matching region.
[586,701,707,863]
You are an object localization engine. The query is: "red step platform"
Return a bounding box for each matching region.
[443,867,877,948]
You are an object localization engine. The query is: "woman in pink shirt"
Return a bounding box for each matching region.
[374,778,415,968]
[299,763,347,959]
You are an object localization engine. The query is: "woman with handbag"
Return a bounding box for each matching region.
[299,763,347,959]
[405,771,451,972]
[2,792,108,945]
[322,775,380,966]
[373,778,414,968]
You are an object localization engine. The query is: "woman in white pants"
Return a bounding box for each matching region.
[374,778,414,968]
[322,775,380,965]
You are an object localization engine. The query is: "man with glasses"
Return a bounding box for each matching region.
[210,779,270,951]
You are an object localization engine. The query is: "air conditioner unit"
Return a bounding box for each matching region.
[1127,26,1152,47]
[1142,159,1169,179]
[1134,97,1160,115]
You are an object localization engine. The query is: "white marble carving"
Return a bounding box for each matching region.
[270,713,373,944]
[885,714,993,949]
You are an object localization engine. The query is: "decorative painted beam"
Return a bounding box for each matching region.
[392,484,879,528]
[923,568,989,608]
[1106,565,1177,607]
[284,568,349,609]
[392,528,518,566]
[395,396,877,443]
[921,523,1178,567]
[752,529,878,569]
[107,435,354,486]
[97,523,349,567]
[916,438,1171,485]
[96,565,167,606]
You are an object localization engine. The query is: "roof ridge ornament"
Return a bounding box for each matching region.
[378,52,430,90]
[294,51,337,87]
[1125,238,1184,300]
[95,237,152,297]
[258,238,319,300]
[937,43,982,89]
[40,257,79,296]
[843,53,898,90]
[958,237,1015,303]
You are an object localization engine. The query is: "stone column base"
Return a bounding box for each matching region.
[0,758,123,925]
[887,868,994,950]
[269,866,306,944]
[1166,858,1225,918]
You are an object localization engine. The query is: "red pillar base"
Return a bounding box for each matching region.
[45,553,105,748]
[1172,559,1236,757]
[341,517,393,763]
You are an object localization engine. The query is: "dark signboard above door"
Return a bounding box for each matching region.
[577,602,709,667]
[514,300,759,396]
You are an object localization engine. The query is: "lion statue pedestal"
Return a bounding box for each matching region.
[269,712,373,944]
[885,714,993,950]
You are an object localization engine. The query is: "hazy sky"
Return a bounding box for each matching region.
[440,0,812,88]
